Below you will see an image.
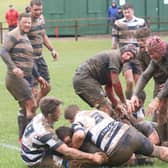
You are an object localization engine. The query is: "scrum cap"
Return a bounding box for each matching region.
[146,36,167,56]
[120,44,137,57]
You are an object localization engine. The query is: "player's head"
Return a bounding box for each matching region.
[146,36,167,60]
[64,104,80,123]
[122,4,134,20]
[18,13,32,33]
[39,96,63,121]
[9,4,14,9]
[56,126,73,146]
[30,0,42,18]
[111,0,117,7]
[120,44,137,62]
[136,27,150,39]
[136,27,151,48]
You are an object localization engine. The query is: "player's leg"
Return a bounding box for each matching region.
[127,126,168,162]
[73,76,114,116]
[151,145,168,161]
[6,74,37,139]
[133,120,160,145]
[33,58,51,104]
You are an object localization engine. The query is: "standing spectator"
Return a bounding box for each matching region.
[0,13,47,141]
[5,4,19,31]
[28,0,59,104]
[106,0,118,25]
[116,7,124,20]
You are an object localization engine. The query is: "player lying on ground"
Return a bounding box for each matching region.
[57,108,168,166]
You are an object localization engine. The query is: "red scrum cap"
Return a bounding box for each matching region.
[146,36,167,56]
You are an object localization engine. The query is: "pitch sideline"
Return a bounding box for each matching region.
[0,143,20,152]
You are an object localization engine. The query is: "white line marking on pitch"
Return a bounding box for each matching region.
[0,143,20,151]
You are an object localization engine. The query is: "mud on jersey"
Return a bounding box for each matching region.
[28,15,46,58]
[21,113,63,166]
[72,110,129,156]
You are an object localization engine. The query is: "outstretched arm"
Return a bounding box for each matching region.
[56,143,107,164]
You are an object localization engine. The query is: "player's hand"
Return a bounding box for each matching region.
[51,49,59,61]
[92,152,108,165]
[13,67,24,78]
[116,103,128,116]
[146,97,160,117]
[131,95,140,107]
[127,96,139,113]
[37,76,49,89]
[126,99,134,114]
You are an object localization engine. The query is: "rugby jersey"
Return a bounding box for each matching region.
[112,16,146,47]
[21,113,64,166]
[28,15,46,59]
[72,110,129,156]
[1,27,33,76]
[74,49,123,85]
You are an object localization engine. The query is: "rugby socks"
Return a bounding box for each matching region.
[17,110,27,140]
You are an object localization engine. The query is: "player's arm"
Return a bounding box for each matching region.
[146,79,168,117]
[112,37,118,49]
[111,21,119,49]
[105,83,118,106]
[0,37,24,77]
[72,129,86,149]
[56,143,107,164]
[128,62,155,113]
[123,68,134,99]
[0,47,16,70]
[32,66,48,88]
[110,71,126,104]
[43,33,59,61]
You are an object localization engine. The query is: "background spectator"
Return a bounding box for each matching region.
[116,6,124,19]
[5,4,19,31]
[106,0,118,25]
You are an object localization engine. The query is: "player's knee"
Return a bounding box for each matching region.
[148,130,160,145]
[140,139,154,156]
[135,121,154,137]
